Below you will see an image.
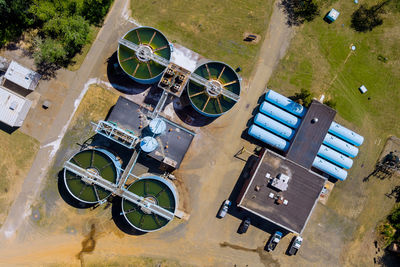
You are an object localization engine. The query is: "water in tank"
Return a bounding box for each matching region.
[323,133,358,158]
[329,122,364,146]
[149,118,166,135]
[248,124,290,152]
[254,113,295,140]
[265,89,307,117]
[259,101,301,129]
[317,144,353,169]
[312,156,348,181]
[140,136,158,152]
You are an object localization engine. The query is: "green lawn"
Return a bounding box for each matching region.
[268,0,400,265]
[131,0,275,78]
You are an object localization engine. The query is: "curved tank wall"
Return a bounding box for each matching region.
[323,133,359,158]
[254,113,295,140]
[259,101,301,129]
[140,136,158,152]
[317,144,353,169]
[118,26,171,84]
[265,89,307,117]
[187,61,241,117]
[121,176,177,232]
[312,156,348,181]
[329,122,364,146]
[248,124,290,152]
[63,148,121,204]
[149,118,166,135]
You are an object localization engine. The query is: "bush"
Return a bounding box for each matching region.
[290,88,314,107]
[33,37,66,65]
[324,99,337,109]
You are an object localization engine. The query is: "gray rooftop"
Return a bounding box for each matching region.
[238,149,326,234]
[286,100,336,169]
[0,85,32,127]
[108,96,195,169]
[4,61,41,91]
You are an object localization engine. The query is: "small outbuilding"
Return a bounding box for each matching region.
[359,85,367,94]
[0,85,32,127]
[4,61,41,91]
[326,8,340,22]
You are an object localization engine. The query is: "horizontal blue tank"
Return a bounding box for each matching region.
[323,133,359,158]
[329,122,364,146]
[317,144,353,169]
[254,113,295,140]
[265,89,307,117]
[248,124,290,152]
[259,102,301,129]
[312,156,348,181]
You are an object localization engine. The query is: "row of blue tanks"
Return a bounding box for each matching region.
[248,90,364,181]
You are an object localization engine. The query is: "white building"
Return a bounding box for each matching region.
[4,61,41,91]
[0,85,32,127]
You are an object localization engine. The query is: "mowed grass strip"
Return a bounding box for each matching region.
[0,130,39,226]
[131,0,275,78]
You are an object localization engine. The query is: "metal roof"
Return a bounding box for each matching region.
[4,61,41,90]
[0,86,32,127]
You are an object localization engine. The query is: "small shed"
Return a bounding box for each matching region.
[4,61,41,91]
[0,85,32,127]
[326,8,340,22]
[359,85,367,94]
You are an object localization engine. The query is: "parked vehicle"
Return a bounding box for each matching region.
[288,236,303,255]
[217,200,231,218]
[238,218,251,234]
[266,231,282,251]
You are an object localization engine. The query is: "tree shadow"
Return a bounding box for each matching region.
[35,61,60,80]
[376,249,400,266]
[279,0,319,27]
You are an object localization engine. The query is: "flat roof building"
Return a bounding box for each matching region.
[0,85,32,127]
[4,61,41,91]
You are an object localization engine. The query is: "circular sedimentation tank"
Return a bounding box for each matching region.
[118,26,171,84]
[187,61,241,117]
[64,149,121,204]
[121,176,178,232]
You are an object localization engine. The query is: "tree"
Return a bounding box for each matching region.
[290,88,314,107]
[81,0,113,26]
[33,37,66,65]
[351,1,390,32]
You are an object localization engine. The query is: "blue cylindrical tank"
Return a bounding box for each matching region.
[248,124,290,152]
[265,90,307,117]
[317,144,353,169]
[254,113,295,140]
[312,156,348,181]
[329,122,364,146]
[323,133,359,158]
[259,102,301,129]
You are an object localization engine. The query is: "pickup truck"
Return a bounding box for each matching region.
[288,236,303,255]
[266,231,282,251]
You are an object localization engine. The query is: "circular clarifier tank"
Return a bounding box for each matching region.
[118,26,171,84]
[64,149,121,204]
[121,176,178,232]
[187,61,241,117]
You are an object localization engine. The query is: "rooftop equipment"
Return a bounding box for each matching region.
[270,173,290,191]
[323,133,359,158]
[259,101,301,128]
[328,121,364,146]
[312,156,348,181]
[265,89,307,117]
[317,144,353,169]
[254,112,295,140]
[118,27,171,84]
[187,61,241,117]
[248,124,290,152]
[149,118,166,135]
[140,136,158,152]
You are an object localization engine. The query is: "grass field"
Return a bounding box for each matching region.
[0,130,39,227]
[267,0,400,265]
[131,0,275,78]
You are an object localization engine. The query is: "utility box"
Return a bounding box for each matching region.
[326,8,340,22]
[359,85,367,94]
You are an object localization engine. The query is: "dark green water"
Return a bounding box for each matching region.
[122,178,176,231]
[118,27,171,80]
[188,62,240,115]
[65,150,117,203]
